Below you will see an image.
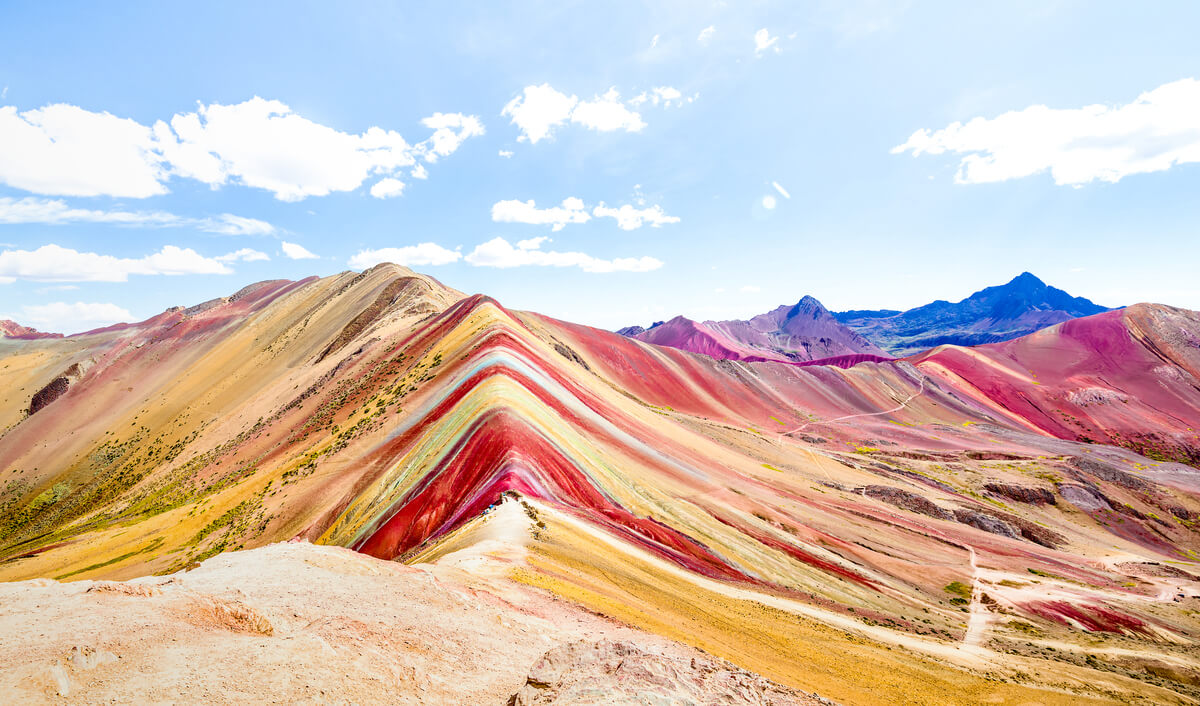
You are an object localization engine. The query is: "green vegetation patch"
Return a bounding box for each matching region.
[943,581,972,599]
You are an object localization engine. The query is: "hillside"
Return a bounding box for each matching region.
[0,266,1198,703]
[0,320,62,340]
[627,296,889,365]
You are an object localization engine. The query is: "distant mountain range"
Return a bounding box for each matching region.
[621,296,890,366]
[619,272,1112,360]
[833,272,1112,355]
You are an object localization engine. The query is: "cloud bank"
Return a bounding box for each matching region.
[892,78,1200,186]
[0,98,484,201]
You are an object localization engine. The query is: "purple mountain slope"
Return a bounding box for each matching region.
[622,296,890,365]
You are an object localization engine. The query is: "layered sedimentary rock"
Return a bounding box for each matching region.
[1,264,1198,704]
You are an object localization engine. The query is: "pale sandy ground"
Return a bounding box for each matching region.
[0,500,826,705]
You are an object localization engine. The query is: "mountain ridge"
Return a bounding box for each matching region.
[1,265,1198,703]
[835,272,1113,355]
[627,295,889,365]
[617,273,1109,362]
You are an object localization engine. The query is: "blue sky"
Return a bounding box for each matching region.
[2,1,1200,333]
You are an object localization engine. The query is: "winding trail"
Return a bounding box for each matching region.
[780,371,927,438]
[962,545,990,648]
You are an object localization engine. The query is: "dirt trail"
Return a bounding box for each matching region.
[781,370,927,437]
[962,545,990,649]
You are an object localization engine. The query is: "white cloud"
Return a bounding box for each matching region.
[771,181,791,199]
[892,78,1200,186]
[570,88,647,133]
[754,28,779,54]
[0,104,165,198]
[0,197,277,236]
[630,87,685,109]
[491,197,590,231]
[369,177,406,199]
[0,244,231,282]
[0,97,483,201]
[411,163,428,180]
[158,98,421,201]
[215,248,269,263]
[654,86,683,105]
[501,84,579,144]
[419,112,485,162]
[698,26,716,43]
[14,302,134,335]
[348,243,462,269]
[206,213,276,236]
[280,241,319,260]
[502,84,669,144]
[592,203,680,230]
[465,237,662,273]
[761,195,777,209]
[499,150,514,158]
[516,236,550,250]
[741,285,762,292]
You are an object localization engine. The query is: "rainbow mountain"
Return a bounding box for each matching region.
[1,264,1199,704]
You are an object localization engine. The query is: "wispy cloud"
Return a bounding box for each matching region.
[7,301,134,335]
[754,28,779,55]
[0,196,276,235]
[502,84,685,144]
[892,77,1200,186]
[348,243,462,269]
[0,243,234,282]
[214,248,269,263]
[492,197,680,231]
[592,203,680,230]
[465,237,661,273]
[280,241,319,260]
[491,198,590,231]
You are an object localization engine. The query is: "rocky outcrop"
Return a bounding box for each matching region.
[953,509,1021,540]
[953,506,1066,548]
[862,485,953,520]
[509,640,830,706]
[28,363,84,416]
[1068,455,1150,492]
[984,483,1056,505]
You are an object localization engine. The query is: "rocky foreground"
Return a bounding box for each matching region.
[0,537,828,705]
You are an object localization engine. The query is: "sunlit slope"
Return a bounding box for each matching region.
[0,265,462,575]
[1,267,1198,702]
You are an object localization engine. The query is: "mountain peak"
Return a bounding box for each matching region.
[840,273,1109,355]
[1006,272,1047,290]
[793,294,827,312]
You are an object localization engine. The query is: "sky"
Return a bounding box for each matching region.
[2,1,1200,334]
